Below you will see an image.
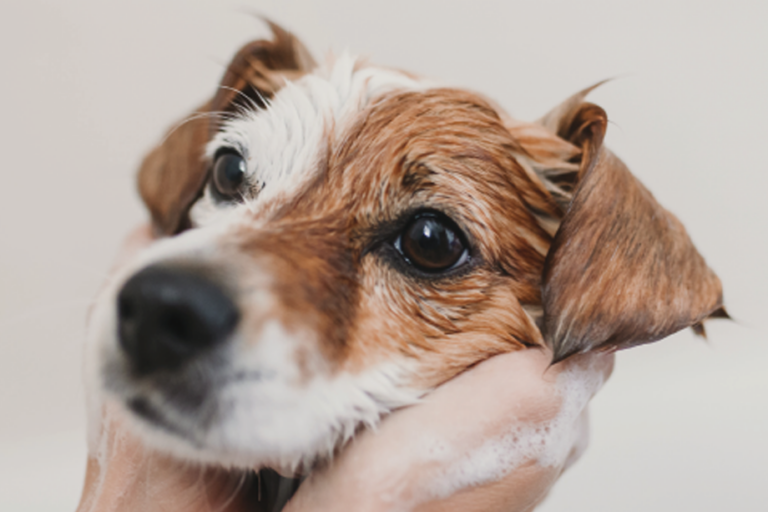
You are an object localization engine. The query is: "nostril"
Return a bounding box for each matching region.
[116,265,240,375]
[161,306,194,342]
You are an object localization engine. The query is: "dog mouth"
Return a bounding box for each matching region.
[209,468,304,512]
[127,396,200,441]
[107,357,275,448]
[126,394,306,512]
[253,469,306,512]
[121,381,307,512]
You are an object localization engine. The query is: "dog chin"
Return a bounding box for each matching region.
[112,369,422,474]
[98,328,423,473]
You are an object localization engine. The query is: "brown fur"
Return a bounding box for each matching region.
[137,101,211,235]
[207,88,557,383]
[136,25,725,389]
[138,21,315,235]
[539,97,725,362]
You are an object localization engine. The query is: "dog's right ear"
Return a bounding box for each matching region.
[537,90,726,363]
[138,21,316,236]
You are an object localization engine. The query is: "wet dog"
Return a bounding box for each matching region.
[87,22,725,497]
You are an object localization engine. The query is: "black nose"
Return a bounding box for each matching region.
[116,265,239,375]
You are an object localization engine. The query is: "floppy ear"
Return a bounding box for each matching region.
[538,91,726,363]
[209,20,316,116]
[138,21,316,235]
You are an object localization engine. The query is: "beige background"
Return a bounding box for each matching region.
[1,0,766,510]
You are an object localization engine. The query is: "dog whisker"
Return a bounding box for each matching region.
[217,84,270,115]
[159,111,237,146]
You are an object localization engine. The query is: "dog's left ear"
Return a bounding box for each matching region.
[138,21,316,236]
[538,91,726,363]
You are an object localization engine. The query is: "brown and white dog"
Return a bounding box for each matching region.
[87,22,725,481]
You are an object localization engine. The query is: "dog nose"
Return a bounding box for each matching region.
[116,265,239,375]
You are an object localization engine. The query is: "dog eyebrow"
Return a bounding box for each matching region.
[401,162,437,192]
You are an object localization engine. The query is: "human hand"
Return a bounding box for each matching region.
[77,225,614,512]
[286,349,613,512]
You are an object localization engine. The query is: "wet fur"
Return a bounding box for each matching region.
[96,22,725,475]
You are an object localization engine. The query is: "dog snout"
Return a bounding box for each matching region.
[117,265,239,375]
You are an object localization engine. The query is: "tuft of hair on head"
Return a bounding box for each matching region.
[137,20,316,236]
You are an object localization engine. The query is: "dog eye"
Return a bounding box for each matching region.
[211,151,247,200]
[396,213,468,272]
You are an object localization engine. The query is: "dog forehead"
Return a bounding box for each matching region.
[206,54,432,208]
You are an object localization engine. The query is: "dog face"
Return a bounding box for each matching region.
[89,24,725,472]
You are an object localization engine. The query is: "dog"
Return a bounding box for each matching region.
[86,20,726,504]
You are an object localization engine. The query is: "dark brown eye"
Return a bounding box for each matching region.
[211,151,246,200]
[397,213,468,273]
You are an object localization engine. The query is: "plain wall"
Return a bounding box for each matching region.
[0,0,766,510]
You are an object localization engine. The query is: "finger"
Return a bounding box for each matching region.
[414,459,561,512]
[413,351,614,511]
[286,349,614,511]
[410,350,614,509]
[78,403,255,512]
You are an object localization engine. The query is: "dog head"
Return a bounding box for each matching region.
[90,24,725,472]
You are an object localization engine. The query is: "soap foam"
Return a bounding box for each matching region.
[417,355,607,506]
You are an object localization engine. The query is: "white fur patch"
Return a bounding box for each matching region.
[210,321,420,471]
[100,318,420,474]
[190,53,432,227]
